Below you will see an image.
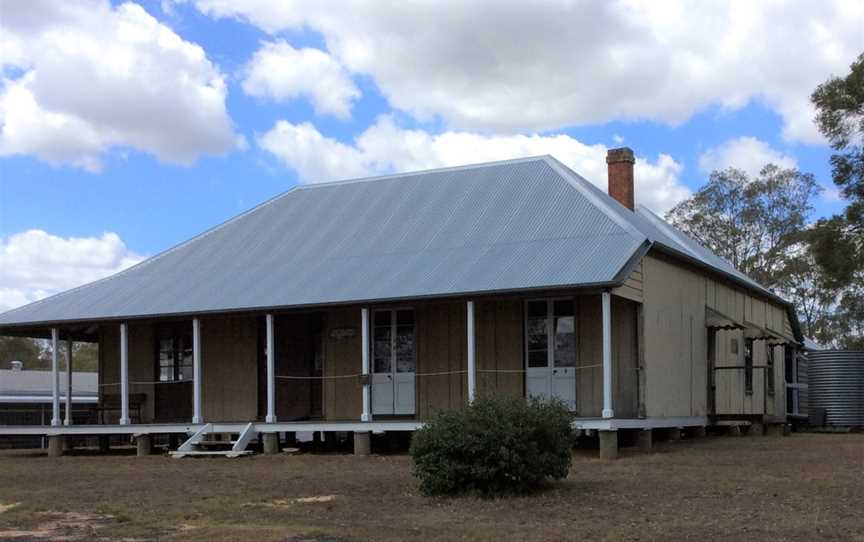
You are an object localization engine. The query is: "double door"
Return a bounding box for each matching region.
[371,309,416,415]
[525,299,577,410]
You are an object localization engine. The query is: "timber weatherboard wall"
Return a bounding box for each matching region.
[318,292,638,421]
[642,252,792,419]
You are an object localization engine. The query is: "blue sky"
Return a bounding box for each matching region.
[0,0,861,310]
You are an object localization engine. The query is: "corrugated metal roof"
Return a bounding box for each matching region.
[0,155,794,329]
[0,370,98,396]
[0,156,647,326]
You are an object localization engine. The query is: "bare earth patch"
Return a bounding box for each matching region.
[0,433,861,541]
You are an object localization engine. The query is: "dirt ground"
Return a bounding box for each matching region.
[0,432,862,541]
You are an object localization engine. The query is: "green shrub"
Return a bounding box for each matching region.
[410,395,575,496]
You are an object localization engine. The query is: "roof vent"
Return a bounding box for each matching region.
[9,360,23,371]
[606,147,635,210]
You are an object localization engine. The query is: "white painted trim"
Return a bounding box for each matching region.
[50,328,60,427]
[467,300,476,403]
[192,318,202,424]
[573,416,708,431]
[177,423,212,452]
[64,339,73,426]
[361,307,371,421]
[601,291,614,419]
[232,422,257,453]
[0,417,709,436]
[0,420,425,436]
[265,314,276,423]
[119,322,130,425]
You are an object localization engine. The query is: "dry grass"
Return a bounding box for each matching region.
[0,433,862,541]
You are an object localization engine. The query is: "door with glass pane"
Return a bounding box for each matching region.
[525,299,576,410]
[371,309,416,415]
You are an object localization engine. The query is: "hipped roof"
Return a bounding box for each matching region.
[0,156,799,341]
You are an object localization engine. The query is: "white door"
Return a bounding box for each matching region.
[372,309,416,415]
[525,299,577,410]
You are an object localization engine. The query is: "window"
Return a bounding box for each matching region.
[157,332,193,382]
[373,309,415,374]
[766,344,775,395]
[730,338,739,355]
[525,299,576,368]
[744,339,754,394]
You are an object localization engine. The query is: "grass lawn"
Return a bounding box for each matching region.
[0,432,862,541]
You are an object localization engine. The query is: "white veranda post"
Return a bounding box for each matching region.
[120,322,130,425]
[467,300,477,404]
[64,339,73,426]
[192,318,202,424]
[50,328,60,426]
[602,291,614,419]
[265,313,276,423]
[361,307,371,422]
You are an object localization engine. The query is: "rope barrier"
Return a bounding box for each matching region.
[98,365,612,386]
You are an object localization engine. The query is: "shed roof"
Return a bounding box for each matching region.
[0,155,791,330]
[0,369,98,403]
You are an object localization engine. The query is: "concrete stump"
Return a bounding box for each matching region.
[666,427,682,441]
[637,429,653,452]
[354,431,371,456]
[599,430,618,460]
[749,422,764,436]
[262,432,280,454]
[136,434,152,457]
[47,435,64,457]
[98,435,111,453]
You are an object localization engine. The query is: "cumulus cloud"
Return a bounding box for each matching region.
[0,0,240,171]
[0,230,144,312]
[698,136,798,177]
[242,41,360,119]
[258,116,690,213]
[188,0,863,143]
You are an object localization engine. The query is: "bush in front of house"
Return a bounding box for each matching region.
[410,395,575,496]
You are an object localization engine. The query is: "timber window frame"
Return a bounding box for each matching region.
[524,298,577,370]
[156,327,193,383]
[372,308,416,375]
[744,338,754,395]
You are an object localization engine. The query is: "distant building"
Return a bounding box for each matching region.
[0,364,97,448]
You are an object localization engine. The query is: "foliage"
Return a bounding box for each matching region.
[665,164,819,288]
[809,51,864,348]
[410,395,574,496]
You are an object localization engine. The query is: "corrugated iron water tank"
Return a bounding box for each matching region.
[808,350,864,427]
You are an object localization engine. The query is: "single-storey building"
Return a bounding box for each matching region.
[0,148,803,458]
[0,362,98,448]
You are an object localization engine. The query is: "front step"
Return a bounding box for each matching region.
[170,423,257,458]
[172,450,254,458]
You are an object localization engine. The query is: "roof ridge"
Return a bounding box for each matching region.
[541,155,646,241]
[294,155,551,189]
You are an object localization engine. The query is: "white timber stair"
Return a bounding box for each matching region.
[170,423,257,458]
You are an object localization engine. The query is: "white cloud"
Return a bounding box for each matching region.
[698,136,798,177]
[0,230,144,312]
[258,116,690,213]
[188,0,863,143]
[0,0,240,171]
[242,41,360,119]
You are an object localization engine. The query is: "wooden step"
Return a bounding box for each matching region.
[169,450,254,459]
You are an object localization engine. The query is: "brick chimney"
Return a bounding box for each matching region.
[606,147,635,210]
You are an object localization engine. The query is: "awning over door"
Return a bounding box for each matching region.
[705,307,744,330]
